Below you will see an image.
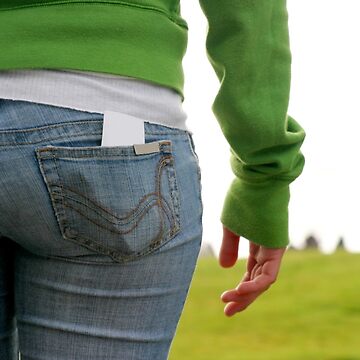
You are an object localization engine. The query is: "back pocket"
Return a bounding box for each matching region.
[35,139,181,264]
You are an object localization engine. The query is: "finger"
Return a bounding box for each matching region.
[224,299,255,315]
[220,269,251,302]
[219,226,240,268]
[221,289,238,303]
[221,278,260,302]
[236,273,275,294]
[221,286,262,303]
[221,271,272,301]
[250,263,261,280]
[247,242,259,272]
[249,241,261,256]
[221,283,260,303]
[241,270,251,283]
[246,255,257,276]
[220,267,264,303]
[224,291,262,316]
[261,258,282,282]
[253,263,264,280]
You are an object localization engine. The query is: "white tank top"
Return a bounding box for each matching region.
[0,68,190,132]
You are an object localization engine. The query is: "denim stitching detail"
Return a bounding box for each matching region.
[164,156,181,235]
[52,150,69,237]
[41,151,179,263]
[109,155,174,262]
[52,185,160,225]
[62,156,167,260]
[0,120,190,146]
[110,155,180,262]
[37,139,172,159]
[157,193,176,234]
[62,198,160,235]
[35,131,181,263]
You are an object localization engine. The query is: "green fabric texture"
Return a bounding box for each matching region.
[0,1,188,101]
[0,0,306,248]
[198,0,306,247]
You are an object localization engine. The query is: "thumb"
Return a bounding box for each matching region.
[219,225,240,268]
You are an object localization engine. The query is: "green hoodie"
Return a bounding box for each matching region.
[0,0,306,248]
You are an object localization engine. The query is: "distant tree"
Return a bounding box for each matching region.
[336,237,345,251]
[304,235,319,250]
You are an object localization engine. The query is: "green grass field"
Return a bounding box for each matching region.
[169,249,360,360]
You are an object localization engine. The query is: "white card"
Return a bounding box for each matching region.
[101,111,145,146]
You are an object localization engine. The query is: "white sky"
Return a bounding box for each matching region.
[181,0,360,257]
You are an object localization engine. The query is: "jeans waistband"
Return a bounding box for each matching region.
[0,100,192,147]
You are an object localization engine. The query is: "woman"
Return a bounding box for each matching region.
[0,0,306,359]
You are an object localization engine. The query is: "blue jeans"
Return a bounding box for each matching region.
[0,99,203,360]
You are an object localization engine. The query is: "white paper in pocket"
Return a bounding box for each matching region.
[101,111,145,146]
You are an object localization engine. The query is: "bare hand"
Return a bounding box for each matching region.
[219,225,287,316]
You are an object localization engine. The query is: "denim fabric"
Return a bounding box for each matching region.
[0,99,203,360]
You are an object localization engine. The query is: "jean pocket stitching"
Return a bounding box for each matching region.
[61,198,160,235]
[105,155,181,263]
[55,187,160,227]
[163,155,181,235]
[35,145,181,264]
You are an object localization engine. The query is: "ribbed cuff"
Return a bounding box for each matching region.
[220,177,291,248]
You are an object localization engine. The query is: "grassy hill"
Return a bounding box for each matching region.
[169,249,360,359]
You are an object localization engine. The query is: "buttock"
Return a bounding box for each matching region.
[0,99,203,265]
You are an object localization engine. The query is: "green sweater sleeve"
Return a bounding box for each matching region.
[197,0,306,248]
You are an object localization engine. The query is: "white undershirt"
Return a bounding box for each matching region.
[0,68,190,132]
